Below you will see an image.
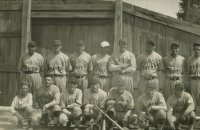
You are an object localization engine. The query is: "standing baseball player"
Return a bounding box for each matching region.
[167,83,195,130]
[163,43,186,100]
[70,40,91,92]
[108,38,136,95]
[187,42,200,114]
[45,40,71,92]
[136,80,167,130]
[59,78,82,127]
[18,41,44,94]
[137,39,163,95]
[90,41,111,92]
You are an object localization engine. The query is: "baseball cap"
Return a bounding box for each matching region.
[76,40,85,45]
[28,41,37,47]
[89,78,100,85]
[118,38,127,45]
[175,83,184,89]
[171,42,179,48]
[193,42,200,47]
[52,40,62,46]
[115,78,126,85]
[68,78,78,85]
[146,39,156,46]
[100,41,110,47]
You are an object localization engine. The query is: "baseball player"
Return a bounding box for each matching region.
[106,78,136,129]
[136,80,167,130]
[187,42,200,114]
[18,41,44,94]
[45,40,71,92]
[32,75,61,126]
[167,83,195,130]
[108,38,136,95]
[163,43,186,100]
[59,78,82,127]
[90,41,111,92]
[70,40,91,92]
[10,83,33,125]
[82,78,107,127]
[137,39,163,95]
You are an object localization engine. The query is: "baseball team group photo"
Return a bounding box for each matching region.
[1,0,200,130]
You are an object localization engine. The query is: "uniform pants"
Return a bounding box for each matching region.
[164,77,183,100]
[52,75,67,92]
[111,74,134,95]
[21,73,42,94]
[189,79,200,113]
[96,77,111,92]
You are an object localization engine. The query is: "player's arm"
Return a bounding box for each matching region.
[158,56,163,76]
[151,94,167,111]
[166,98,174,123]
[122,53,136,73]
[44,90,60,109]
[184,94,195,115]
[18,55,24,73]
[10,97,18,114]
[68,90,82,108]
[108,55,121,72]
[60,96,72,116]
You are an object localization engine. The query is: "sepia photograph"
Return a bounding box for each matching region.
[0,0,200,130]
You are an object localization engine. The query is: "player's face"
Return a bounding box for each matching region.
[146,87,155,97]
[118,42,127,51]
[91,83,99,93]
[193,46,200,56]
[174,87,184,97]
[20,85,29,97]
[117,85,125,95]
[28,46,36,55]
[101,46,109,54]
[68,83,77,94]
[44,77,53,87]
[146,44,155,53]
[53,45,62,53]
[171,47,179,55]
[76,45,85,53]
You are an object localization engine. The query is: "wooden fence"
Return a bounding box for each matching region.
[0,0,200,105]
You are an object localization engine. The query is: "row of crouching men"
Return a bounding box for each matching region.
[10,75,197,130]
[13,38,200,130]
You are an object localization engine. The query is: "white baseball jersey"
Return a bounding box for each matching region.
[45,52,71,76]
[187,56,200,77]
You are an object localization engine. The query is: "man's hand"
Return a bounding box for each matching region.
[43,105,48,112]
[147,106,152,112]
[169,122,175,130]
[120,64,128,69]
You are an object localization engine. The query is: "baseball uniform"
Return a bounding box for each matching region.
[137,51,163,94]
[90,53,111,92]
[59,88,82,126]
[70,52,91,91]
[108,50,136,95]
[45,52,71,92]
[187,56,200,112]
[167,92,195,125]
[18,52,44,94]
[137,91,166,128]
[10,93,33,125]
[163,55,186,100]
[107,87,134,121]
[32,84,61,125]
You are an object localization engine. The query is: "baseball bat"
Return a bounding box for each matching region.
[94,105,124,130]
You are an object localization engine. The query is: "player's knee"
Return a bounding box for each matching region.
[31,112,42,125]
[156,110,166,124]
[59,113,68,126]
[10,116,18,125]
[24,106,33,114]
[72,106,82,117]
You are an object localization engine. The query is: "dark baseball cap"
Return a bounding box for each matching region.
[118,38,127,45]
[175,83,184,89]
[76,40,85,45]
[28,41,37,47]
[146,39,156,46]
[68,78,78,85]
[193,42,200,47]
[52,40,62,46]
[89,78,100,85]
[171,42,179,48]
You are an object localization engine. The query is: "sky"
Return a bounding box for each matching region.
[122,0,181,18]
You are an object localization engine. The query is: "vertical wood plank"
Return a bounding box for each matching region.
[21,0,31,55]
[114,0,122,52]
